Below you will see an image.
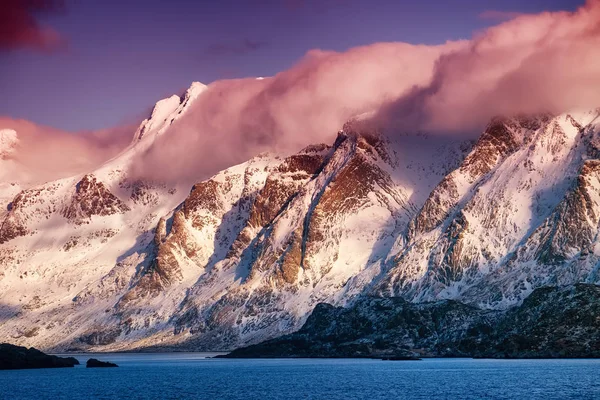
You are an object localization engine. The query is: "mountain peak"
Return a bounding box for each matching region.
[132,81,207,142]
[150,96,181,121]
[184,81,207,101]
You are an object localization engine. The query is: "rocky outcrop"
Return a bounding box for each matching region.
[247,149,327,230]
[0,213,28,244]
[222,296,496,358]
[62,174,130,224]
[0,343,79,369]
[86,358,118,368]
[79,328,122,346]
[0,185,61,243]
[223,284,600,359]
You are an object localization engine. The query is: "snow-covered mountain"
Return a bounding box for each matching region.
[1,82,599,351]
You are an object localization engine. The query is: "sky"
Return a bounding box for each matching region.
[0,0,586,132]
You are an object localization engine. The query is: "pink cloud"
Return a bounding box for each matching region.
[377,0,600,133]
[130,41,463,182]
[129,0,600,183]
[5,0,600,186]
[0,117,132,183]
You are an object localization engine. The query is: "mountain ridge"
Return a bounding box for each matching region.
[1,83,600,352]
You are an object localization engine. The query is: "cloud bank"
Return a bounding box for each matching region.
[379,0,600,133]
[0,117,132,183]
[133,41,460,182]
[4,0,600,186]
[132,0,600,182]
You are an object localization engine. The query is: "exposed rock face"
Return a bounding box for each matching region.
[0,343,79,369]
[79,328,122,346]
[86,358,118,368]
[0,184,61,243]
[0,213,28,244]
[62,175,130,224]
[224,284,600,359]
[247,148,327,230]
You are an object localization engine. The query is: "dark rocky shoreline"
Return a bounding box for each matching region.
[0,344,122,370]
[221,284,600,359]
[4,284,600,362]
[0,344,79,370]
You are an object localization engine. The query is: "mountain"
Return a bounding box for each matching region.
[1,82,599,352]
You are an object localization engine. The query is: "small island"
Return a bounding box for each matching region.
[86,358,118,368]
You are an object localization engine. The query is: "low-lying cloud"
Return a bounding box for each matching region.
[0,117,132,183]
[4,0,600,186]
[132,41,460,182]
[378,0,600,133]
[133,0,600,183]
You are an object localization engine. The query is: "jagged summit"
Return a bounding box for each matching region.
[185,81,207,99]
[134,96,180,141]
[133,81,207,142]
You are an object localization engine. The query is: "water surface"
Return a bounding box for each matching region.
[1,354,599,399]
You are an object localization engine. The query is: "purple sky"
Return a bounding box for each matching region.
[0,0,585,131]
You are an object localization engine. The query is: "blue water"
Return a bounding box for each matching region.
[0,354,599,399]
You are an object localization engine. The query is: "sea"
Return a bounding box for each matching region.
[0,354,599,399]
